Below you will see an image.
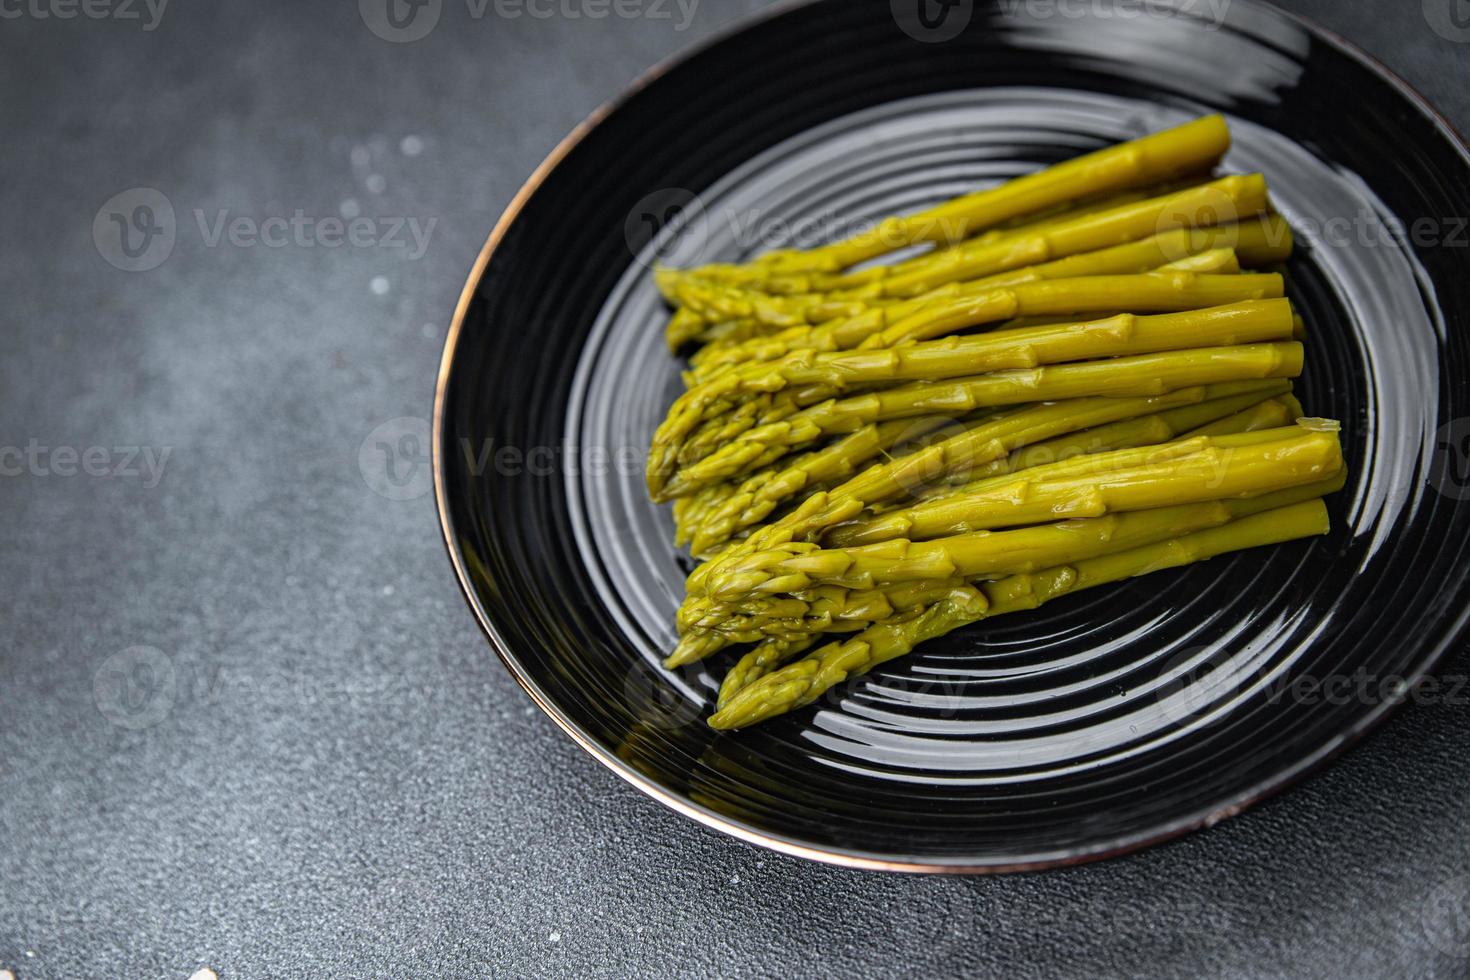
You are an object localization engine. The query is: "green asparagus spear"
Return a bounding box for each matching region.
[687,253,1283,386]
[683,172,1269,323]
[701,427,1340,600]
[694,299,1295,400]
[816,424,1339,551]
[683,385,1294,559]
[711,587,995,727]
[913,386,1294,497]
[670,390,1312,664]
[824,174,1271,299]
[663,343,1303,497]
[677,213,1289,362]
[1186,397,1294,436]
[680,501,1233,648]
[679,381,1287,596]
[684,414,992,558]
[649,277,1288,494]
[676,116,1232,283]
[702,472,1344,688]
[707,498,1331,729]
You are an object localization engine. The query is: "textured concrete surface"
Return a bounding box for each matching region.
[0,1,1467,977]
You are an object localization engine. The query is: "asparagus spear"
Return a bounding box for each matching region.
[669,383,1300,660]
[710,588,996,729]
[676,255,1275,458]
[662,342,1304,497]
[702,473,1344,687]
[681,500,1235,646]
[649,275,1288,490]
[819,424,1340,549]
[716,635,823,710]
[701,427,1341,600]
[679,381,1287,596]
[680,267,1285,419]
[685,383,1293,557]
[678,116,1232,282]
[707,498,1331,729]
[1187,396,1296,436]
[683,414,991,558]
[670,199,1280,343]
[696,299,1295,400]
[823,174,1271,299]
[660,181,1188,306]
[673,238,1265,460]
[677,213,1288,362]
[915,386,1294,497]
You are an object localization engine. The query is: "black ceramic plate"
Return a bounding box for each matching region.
[435,0,1470,870]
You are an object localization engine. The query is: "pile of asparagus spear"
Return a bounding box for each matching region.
[643,115,1345,731]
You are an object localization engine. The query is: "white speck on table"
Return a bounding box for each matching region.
[340,198,361,219]
[401,135,424,157]
[370,276,390,296]
[188,970,219,980]
[366,174,387,195]
[548,931,561,943]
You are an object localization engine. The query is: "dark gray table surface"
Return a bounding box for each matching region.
[2,1,1468,977]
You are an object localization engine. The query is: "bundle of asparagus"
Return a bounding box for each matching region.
[641,115,1344,730]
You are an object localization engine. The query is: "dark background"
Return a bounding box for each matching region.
[1,1,1467,977]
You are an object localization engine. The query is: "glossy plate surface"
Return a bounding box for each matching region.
[435,0,1470,870]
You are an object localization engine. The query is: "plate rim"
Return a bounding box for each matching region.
[432,0,1470,873]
